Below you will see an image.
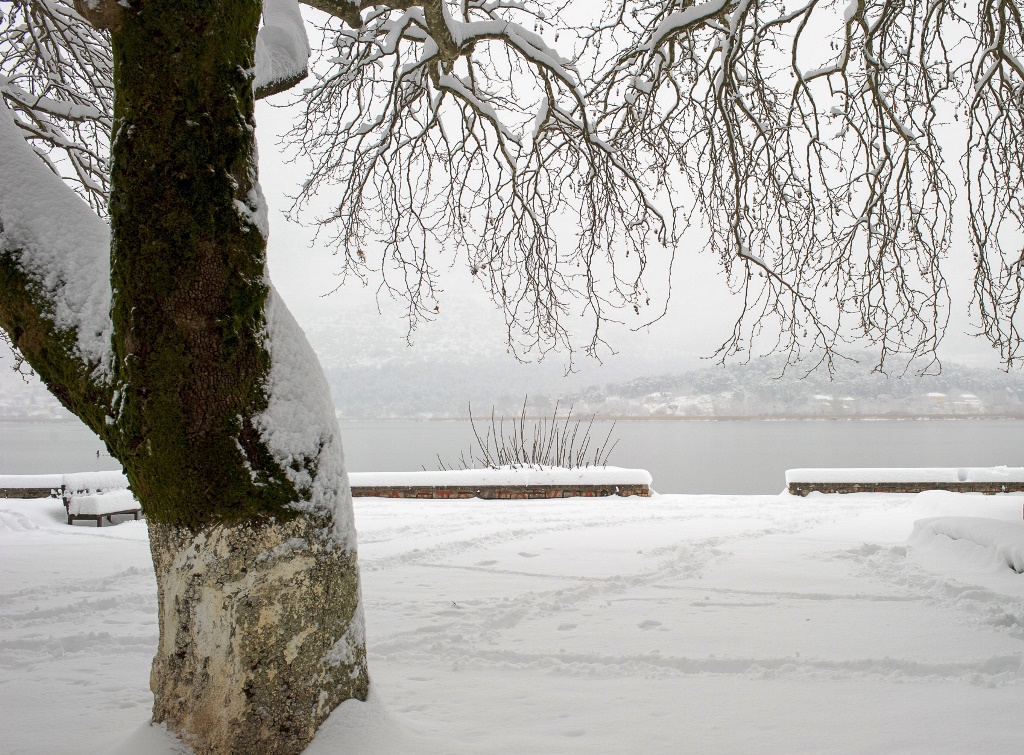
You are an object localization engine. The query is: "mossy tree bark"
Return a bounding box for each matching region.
[108,0,292,525]
[2,1,368,752]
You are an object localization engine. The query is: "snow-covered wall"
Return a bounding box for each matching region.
[349,466,653,488]
[786,467,1024,484]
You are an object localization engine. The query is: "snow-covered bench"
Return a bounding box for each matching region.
[787,467,1024,496]
[62,471,140,526]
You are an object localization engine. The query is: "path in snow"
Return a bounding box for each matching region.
[1,492,1022,753]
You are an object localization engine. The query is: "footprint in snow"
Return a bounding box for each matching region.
[476,560,498,566]
[518,552,539,558]
[557,623,577,631]
[638,620,662,630]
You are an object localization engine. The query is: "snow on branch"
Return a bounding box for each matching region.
[293,0,1023,371]
[0,97,112,376]
[4,0,1021,373]
[256,0,312,99]
[965,0,1024,366]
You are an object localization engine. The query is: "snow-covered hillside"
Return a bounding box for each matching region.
[2,489,1022,753]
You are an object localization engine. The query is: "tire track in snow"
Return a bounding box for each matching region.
[0,564,158,668]
[362,494,1024,689]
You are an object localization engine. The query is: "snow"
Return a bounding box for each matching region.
[786,466,1024,483]
[0,99,112,375]
[912,517,1024,573]
[0,473,62,489]
[256,285,355,548]
[349,466,653,488]
[643,0,730,51]
[3,488,1023,753]
[254,0,310,95]
[63,470,129,492]
[67,488,138,516]
[232,184,270,240]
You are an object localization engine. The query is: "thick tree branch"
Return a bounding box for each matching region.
[255,0,312,99]
[0,99,113,435]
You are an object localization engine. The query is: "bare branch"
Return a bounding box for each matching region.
[289,0,670,362]
[965,0,1024,364]
[590,0,964,373]
[1,0,113,213]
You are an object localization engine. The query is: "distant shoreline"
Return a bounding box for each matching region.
[335,413,1024,423]
[5,413,1024,427]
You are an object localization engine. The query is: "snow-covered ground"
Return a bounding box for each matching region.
[2,490,1023,753]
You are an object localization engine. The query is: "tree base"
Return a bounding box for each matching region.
[147,515,368,754]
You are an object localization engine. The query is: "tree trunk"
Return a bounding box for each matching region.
[105,1,368,751]
[148,516,366,754]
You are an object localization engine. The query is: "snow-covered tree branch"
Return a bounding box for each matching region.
[285,0,1023,371]
[291,0,669,360]
[1,0,112,211]
[0,96,112,429]
[6,0,1022,369]
[586,0,1022,371]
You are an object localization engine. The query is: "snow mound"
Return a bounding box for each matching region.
[911,517,1024,574]
[103,690,471,755]
[0,509,41,533]
[306,688,473,755]
[904,490,1024,522]
[106,721,193,754]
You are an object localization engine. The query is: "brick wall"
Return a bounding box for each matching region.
[789,481,1024,496]
[351,483,651,499]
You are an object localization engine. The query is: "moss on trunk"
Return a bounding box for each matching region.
[0,251,112,437]
[108,0,296,527]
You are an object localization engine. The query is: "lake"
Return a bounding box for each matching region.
[1,418,1022,494]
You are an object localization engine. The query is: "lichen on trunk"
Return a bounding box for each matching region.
[148,515,368,755]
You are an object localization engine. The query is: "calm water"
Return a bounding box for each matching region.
[2,418,1023,494]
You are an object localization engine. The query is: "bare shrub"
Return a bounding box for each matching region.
[439,398,618,470]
